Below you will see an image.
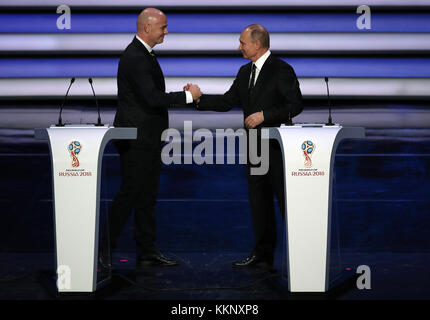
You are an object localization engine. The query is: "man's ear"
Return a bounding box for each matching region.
[144,23,151,34]
[252,39,261,50]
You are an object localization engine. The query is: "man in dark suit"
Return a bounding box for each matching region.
[103,8,202,268]
[190,24,303,269]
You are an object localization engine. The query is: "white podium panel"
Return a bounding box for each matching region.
[35,125,136,293]
[268,124,364,292]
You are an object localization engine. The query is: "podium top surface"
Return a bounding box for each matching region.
[268,124,365,141]
[280,123,342,128]
[49,124,111,128]
[34,125,137,140]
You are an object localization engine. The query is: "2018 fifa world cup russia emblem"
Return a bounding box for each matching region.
[301,140,315,167]
[68,141,82,167]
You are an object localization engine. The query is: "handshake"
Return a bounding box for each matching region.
[184,83,202,103]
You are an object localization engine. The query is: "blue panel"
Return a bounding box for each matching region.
[1,57,430,78]
[288,58,430,78]
[0,13,430,33]
[0,14,137,33]
[0,58,119,78]
[161,57,430,78]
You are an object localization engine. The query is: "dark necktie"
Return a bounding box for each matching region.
[150,50,161,67]
[150,50,159,66]
[248,63,256,94]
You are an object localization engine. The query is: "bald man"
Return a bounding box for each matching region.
[193,25,302,269]
[103,9,201,268]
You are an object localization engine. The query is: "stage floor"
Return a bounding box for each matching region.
[0,252,429,300]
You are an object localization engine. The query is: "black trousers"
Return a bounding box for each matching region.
[105,140,162,257]
[246,133,285,261]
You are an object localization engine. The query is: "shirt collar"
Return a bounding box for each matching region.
[136,35,153,54]
[253,49,271,71]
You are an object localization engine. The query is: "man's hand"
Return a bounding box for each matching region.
[244,111,264,129]
[184,83,202,103]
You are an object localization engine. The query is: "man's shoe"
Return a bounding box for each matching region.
[136,251,179,267]
[98,254,113,271]
[232,254,273,268]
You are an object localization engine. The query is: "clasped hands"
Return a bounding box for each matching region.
[183,83,264,129]
[183,83,202,103]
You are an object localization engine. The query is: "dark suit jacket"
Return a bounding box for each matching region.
[197,54,302,127]
[114,36,186,148]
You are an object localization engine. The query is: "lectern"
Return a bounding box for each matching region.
[267,124,365,292]
[34,125,136,293]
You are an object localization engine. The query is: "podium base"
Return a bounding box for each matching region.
[267,270,359,300]
[37,269,131,300]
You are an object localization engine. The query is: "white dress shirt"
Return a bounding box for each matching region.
[250,49,271,88]
[249,49,271,118]
[136,35,193,104]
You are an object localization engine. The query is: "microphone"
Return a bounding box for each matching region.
[56,77,75,127]
[88,78,103,126]
[285,110,293,126]
[325,77,334,126]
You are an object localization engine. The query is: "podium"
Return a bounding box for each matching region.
[34,125,136,293]
[267,124,365,292]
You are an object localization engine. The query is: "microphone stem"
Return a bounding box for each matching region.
[90,80,102,126]
[57,80,73,127]
[325,79,334,126]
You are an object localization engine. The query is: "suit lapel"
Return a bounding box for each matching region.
[132,37,165,91]
[150,52,166,91]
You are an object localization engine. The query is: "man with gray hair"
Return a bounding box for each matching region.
[190,24,303,269]
[102,8,201,269]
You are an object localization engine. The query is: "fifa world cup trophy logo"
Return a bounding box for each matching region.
[68,141,82,167]
[301,140,315,167]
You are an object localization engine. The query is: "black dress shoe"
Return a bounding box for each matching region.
[232,254,273,268]
[136,251,179,267]
[98,254,113,272]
